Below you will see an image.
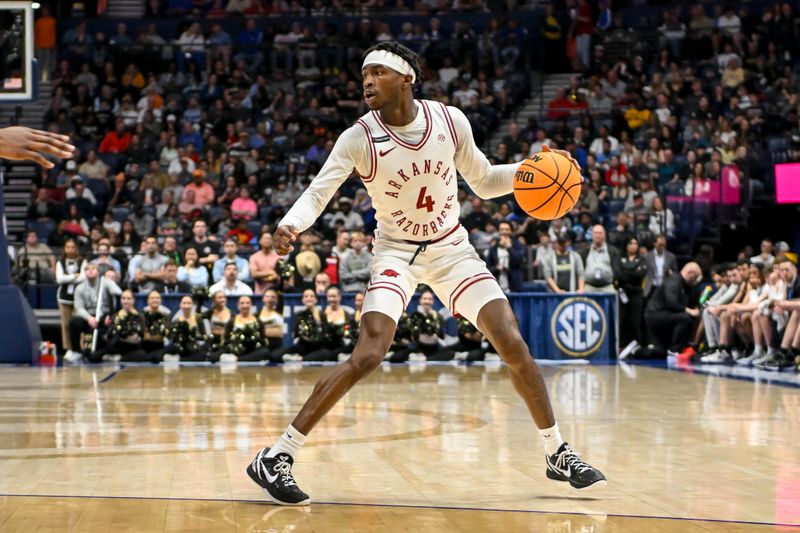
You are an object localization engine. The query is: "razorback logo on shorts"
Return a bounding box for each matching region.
[380,269,400,277]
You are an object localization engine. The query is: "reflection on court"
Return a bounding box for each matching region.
[0,363,798,532]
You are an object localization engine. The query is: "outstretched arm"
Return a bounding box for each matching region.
[275,125,368,255]
[0,127,75,168]
[449,107,579,199]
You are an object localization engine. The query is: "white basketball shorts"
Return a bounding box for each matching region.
[361,224,507,328]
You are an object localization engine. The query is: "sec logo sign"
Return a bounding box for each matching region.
[550,297,607,357]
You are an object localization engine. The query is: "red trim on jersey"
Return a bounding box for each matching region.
[401,223,461,246]
[367,282,407,311]
[450,275,496,316]
[439,102,459,149]
[355,120,376,182]
[371,100,432,151]
[448,271,489,310]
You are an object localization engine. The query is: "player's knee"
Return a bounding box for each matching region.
[348,350,383,378]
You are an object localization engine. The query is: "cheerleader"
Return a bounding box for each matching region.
[385,312,415,363]
[320,286,356,361]
[212,296,266,362]
[235,289,286,362]
[270,289,331,363]
[409,290,454,361]
[202,291,231,353]
[258,289,286,352]
[55,239,85,353]
[89,290,154,363]
[452,317,491,362]
[164,295,209,362]
[142,290,171,354]
[344,292,364,358]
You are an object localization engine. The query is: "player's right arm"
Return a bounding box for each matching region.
[274,125,369,255]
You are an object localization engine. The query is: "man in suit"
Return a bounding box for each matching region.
[643,262,703,355]
[644,234,678,297]
[579,225,620,293]
[486,221,526,292]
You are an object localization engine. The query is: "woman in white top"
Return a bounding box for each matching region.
[177,247,210,288]
[648,196,675,238]
[55,239,85,352]
[159,135,179,166]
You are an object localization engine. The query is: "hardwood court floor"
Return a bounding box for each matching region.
[0,362,798,532]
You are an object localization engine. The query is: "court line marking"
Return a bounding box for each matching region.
[97,366,124,384]
[0,492,796,527]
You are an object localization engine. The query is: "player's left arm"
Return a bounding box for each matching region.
[448,106,579,199]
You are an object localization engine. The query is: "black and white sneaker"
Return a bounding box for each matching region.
[545,443,607,490]
[247,447,310,505]
[756,350,795,371]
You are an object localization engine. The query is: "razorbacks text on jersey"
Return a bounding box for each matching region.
[355,100,460,242]
[279,99,518,242]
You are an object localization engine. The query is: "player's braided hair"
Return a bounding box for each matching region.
[362,42,423,85]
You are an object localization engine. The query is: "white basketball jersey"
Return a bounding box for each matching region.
[356,100,460,242]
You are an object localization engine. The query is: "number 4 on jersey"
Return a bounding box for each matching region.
[416,186,435,213]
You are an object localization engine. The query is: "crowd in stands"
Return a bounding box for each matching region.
[13,2,800,369]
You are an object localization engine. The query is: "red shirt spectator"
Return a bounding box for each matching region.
[99,121,132,154]
[605,157,628,187]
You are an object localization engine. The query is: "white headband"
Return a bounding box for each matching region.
[362,50,416,83]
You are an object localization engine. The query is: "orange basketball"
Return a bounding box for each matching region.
[513,151,582,220]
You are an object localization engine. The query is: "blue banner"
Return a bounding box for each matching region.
[136,292,618,361]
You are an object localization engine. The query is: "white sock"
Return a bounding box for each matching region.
[266,424,306,459]
[753,345,764,356]
[767,345,775,356]
[539,423,564,456]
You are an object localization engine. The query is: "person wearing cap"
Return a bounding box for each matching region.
[543,232,585,293]
[328,197,364,231]
[59,159,86,189]
[775,241,791,263]
[184,169,216,208]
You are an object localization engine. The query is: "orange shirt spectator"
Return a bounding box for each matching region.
[35,12,56,49]
[183,171,216,207]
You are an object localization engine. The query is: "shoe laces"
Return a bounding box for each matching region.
[272,455,297,487]
[555,445,593,474]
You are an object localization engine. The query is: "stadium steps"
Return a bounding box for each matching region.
[107,0,144,18]
[0,80,53,129]
[486,72,574,152]
[3,162,38,243]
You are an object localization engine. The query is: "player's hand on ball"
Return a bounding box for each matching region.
[274,225,299,255]
[542,144,580,173]
[0,127,75,169]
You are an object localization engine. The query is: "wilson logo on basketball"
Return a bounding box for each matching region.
[381,269,401,277]
[515,170,535,184]
[437,133,446,143]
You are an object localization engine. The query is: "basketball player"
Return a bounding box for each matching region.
[248,42,606,505]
